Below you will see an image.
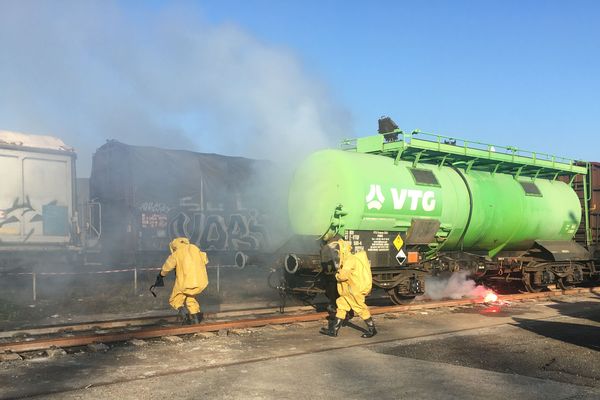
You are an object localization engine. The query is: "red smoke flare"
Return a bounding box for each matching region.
[483,291,498,303]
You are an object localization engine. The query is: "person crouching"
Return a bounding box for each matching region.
[154,237,209,324]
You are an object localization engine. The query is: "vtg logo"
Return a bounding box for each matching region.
[366,184,436,212]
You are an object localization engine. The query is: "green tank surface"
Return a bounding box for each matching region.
[289,149,581,256]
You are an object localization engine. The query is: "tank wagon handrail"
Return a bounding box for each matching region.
[350,130,587,177]
[340,138,358,150]
[412,131,576,165]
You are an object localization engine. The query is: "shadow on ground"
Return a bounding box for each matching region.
[512,317,600,352]
[376,304,600,388]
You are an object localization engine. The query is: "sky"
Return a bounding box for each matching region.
[0,0,599,175]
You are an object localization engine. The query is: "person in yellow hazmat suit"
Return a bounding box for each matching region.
[319,238,377,338]
[153,237,209,324]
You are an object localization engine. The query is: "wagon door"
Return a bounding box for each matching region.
[22,156,72,243]
[0,153,22,240]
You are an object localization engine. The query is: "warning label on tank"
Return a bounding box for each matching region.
[345,230,407,269]
[393,234,404,250]
[369,231,391,252]
[346,230,391,253]
[396,249,407,265]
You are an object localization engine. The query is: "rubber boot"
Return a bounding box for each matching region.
[326,304,336,317]
[189,312,204,324]
[319,318,343,337]
[342,309,355,326]
[361,317,377,338]
[177,307,190,325]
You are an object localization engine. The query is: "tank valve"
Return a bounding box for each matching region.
[284,254,300,274]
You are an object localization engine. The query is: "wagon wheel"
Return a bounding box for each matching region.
[522,281,544,293]
[386,288,416,305]
[521,272,546,293]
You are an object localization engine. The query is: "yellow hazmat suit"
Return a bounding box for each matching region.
[334,239,373,320]
[160,237,209,315]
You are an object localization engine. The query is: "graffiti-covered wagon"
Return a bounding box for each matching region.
[89,140,272,266]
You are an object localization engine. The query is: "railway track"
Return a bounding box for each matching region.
[1,286,597,355]
[0,304,316,340]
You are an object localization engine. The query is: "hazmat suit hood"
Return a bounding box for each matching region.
[169,237,191,253]
[325,239,352,269]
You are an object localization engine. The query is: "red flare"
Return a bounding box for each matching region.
[484,291,498,303]
[482,305,502,314]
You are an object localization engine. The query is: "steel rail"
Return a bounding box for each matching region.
[1,286,598,354]
[0,305,316,339]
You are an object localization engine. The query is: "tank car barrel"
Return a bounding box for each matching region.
[234,251,279,269]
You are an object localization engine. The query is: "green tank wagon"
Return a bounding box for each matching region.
[284,118,598,303]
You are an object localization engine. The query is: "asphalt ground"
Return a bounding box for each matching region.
[1,293,599,399]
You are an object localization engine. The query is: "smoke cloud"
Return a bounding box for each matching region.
[418,271,489,301]
[0,1,350,175]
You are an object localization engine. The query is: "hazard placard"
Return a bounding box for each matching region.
[344,230,410,268]
[396,249,407,265]
[393,234,404,251]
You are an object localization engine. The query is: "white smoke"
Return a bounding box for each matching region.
[0,1,350,175]
[418,271,489,301]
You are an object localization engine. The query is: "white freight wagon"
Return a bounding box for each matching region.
[0,131,79,268]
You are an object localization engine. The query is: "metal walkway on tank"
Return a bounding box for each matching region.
[343,130,587,180]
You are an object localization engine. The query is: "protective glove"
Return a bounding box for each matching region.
[154,273,165,287]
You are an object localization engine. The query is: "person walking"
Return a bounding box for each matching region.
[320,238,376,338]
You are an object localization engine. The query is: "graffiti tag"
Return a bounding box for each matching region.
[168,209,268,251]
[138,202,170,213]
[0,197,42,240]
